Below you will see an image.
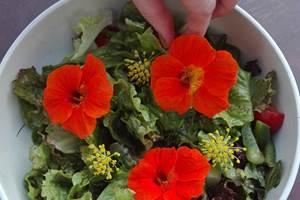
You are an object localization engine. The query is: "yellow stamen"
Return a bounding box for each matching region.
[200,128,245,170]
[180,65,204,95]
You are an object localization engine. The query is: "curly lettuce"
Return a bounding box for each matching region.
[215,68,254,127]
[70,12,113,60]
[250,71,276,112]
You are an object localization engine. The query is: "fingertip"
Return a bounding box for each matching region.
[184,16,211,36]
[181,0,215,36]
[213,0,239,18]
[133,0,175,48]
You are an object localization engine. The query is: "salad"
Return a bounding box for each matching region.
[12,2,285,200]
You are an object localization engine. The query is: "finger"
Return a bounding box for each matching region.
[213,0,239,17]
[181,0,216,36]
[132,0,175,47]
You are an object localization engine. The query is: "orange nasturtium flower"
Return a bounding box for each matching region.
[43,54,113,139]
[128,147,210,200]
[151,35,238,117]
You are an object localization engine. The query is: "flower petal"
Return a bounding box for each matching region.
[80,54,113,118]
[176,180,205,199]
[169,35,216,67]
[193,86,229,118]
[62,107,96,139]
[192,51,238,117]
[45,65,82,92]
[143,147,177,176]
[202,50,238,94]
[43,65,82,123]
[175,147,210,181]
[152,78,191,114]
[151,55,184,88]
[81,75,113,118]
[81,54,107,83]
[163,188,184,200]
[43,88,74,123]
[128,160,162,200]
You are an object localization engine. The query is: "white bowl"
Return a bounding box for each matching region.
[0,0,299,199]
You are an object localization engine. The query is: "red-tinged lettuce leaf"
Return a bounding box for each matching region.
[13,67,49,130]
[13,67,44,107]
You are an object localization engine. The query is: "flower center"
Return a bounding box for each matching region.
[71,84,87,104]
[180,65,204,95]
[155,171,169,185]
[154,170,177,192]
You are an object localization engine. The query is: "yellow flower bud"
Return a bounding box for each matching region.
[124,50,153,86]
[86,144,120,180]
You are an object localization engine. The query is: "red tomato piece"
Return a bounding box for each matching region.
[254,106,285,133]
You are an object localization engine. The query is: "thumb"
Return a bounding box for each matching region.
[181,0,216,36]
[132,0,175,47]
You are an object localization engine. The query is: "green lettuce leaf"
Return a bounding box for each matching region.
[215,69,253,127]
[84,122,114,146]
[119,2,145,24]
[103,111,145,153]
[113,80,158,125]
[71,192,93,200]
[19,99,48,129]
[48,150,84,172]
[97,171,134,200]
[29,143,51,170]
[106,79,159,150]
[88,47,130,69]
[42,65,60,78]
[71,170,91,186]
[250,71,276,112]
[121,113,159,150]
[68,171,92,200]
[71,19,144,68]
[70,12,113,60]
[24,169,44,200]
[244,164,265,187]
[158,111,184,132]
[109,143,138,169]
[265,161,282,190]
[243,179,265,200]
[223,167,245,183]
[41,170,73,200]
[137,28,164,53]
[69,5,163,70]
[125,18,145,33]
[46,124,81,154]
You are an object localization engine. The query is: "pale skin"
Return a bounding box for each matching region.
[132,0,239,47]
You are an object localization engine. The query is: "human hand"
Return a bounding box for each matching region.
[132,0,238,47]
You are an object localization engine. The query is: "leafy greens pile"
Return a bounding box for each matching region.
[12,2,282,200]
